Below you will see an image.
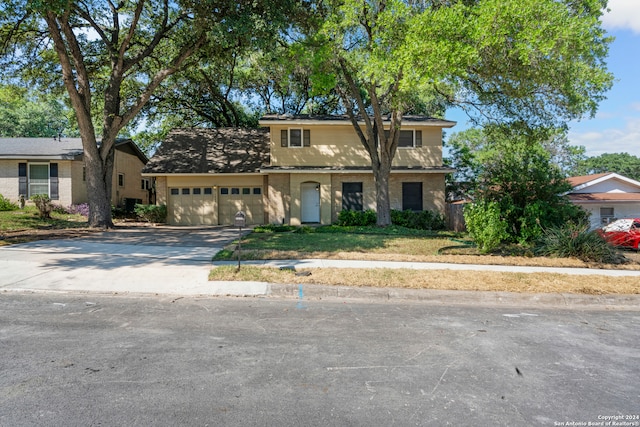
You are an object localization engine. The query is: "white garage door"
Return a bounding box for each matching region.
[168,187,217,226]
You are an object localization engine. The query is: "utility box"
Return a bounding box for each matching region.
[234,211,246,228]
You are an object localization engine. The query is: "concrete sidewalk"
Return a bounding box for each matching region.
[1,232,639,309]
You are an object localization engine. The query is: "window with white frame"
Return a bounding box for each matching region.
[600,207,615,224]
[280,128,310,147]
[289,129,302,147]
[28,163,49,197]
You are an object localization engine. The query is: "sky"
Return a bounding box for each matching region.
[447,0,640,158]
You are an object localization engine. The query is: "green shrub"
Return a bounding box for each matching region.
[30,194,52,219]
[464,201,509,253]
[112,204,128,218]
[535,222,626,264]
[293,225,315,234]
[254,224,298,233]
[337,209,377,226]
[390,209,446,231]
[336,209,446,230]
[134,204,167,223]
[0,194,19,211]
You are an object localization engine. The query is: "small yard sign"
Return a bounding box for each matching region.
[234,211,246,228]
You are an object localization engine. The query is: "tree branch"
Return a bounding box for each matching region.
[337,56,377,161]
[43,11,93,134]
[118,33,207,135]
[74,1,116,55]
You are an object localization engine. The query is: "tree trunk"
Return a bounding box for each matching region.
[83,140,115,228]
[373,161,392,226]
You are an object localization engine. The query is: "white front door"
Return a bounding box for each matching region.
[301,182,320,223]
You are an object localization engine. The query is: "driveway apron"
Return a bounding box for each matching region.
[0,226,243,295]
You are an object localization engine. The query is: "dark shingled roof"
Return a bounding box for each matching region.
[0,137,148,163]
[259,114,456,127]
[142,128,269,174]
[0,137,84,159]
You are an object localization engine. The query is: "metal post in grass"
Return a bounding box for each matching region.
[234,211,246,271]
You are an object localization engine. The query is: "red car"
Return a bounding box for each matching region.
[599,218,640,250]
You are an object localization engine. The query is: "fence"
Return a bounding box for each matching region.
[446,202,466,232]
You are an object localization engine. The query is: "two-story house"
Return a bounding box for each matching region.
[142,115,455,226]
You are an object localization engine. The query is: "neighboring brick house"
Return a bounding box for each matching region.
[143,115,455,226]
[0,137,149,208]
[566,172,640,228]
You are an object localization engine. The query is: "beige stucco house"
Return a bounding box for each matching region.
[142,115,456,226]
[566,172,640,228]
[0,137,149,208]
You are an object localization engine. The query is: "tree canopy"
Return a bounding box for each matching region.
[0,84,78,137]
[450,127,587,246]
[0,0,615,228]
[575,152,640,181]
[297,0,613,225]
[1,0,294,227]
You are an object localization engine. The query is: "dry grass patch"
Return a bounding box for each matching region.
[210,265,640,295]
[227,248,640,271]
[220,228,640,271]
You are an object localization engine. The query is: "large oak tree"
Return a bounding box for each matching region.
[1,0,290,227]
[306,0,613,226]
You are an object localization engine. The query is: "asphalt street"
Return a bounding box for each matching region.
[1,293,638,426]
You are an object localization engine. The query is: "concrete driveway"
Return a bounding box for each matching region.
[0,225,244,295]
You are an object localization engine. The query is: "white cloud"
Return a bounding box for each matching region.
[569,117,640,157]
[601,0,640,33]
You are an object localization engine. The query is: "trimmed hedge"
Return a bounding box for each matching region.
[336,209,446,230]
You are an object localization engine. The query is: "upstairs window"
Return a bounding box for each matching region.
[281,129,311,148]
[384,129,423,148]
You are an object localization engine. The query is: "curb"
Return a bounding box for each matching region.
[5,281,639,310]
[208,281,640,310]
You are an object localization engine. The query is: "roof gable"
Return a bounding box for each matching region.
[566,172,610,188]
[142,128,269,175]
[567,172,640,194]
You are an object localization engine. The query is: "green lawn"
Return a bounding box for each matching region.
[210,225,640,295]
[0,207,88,231]
[213,226,472,260]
